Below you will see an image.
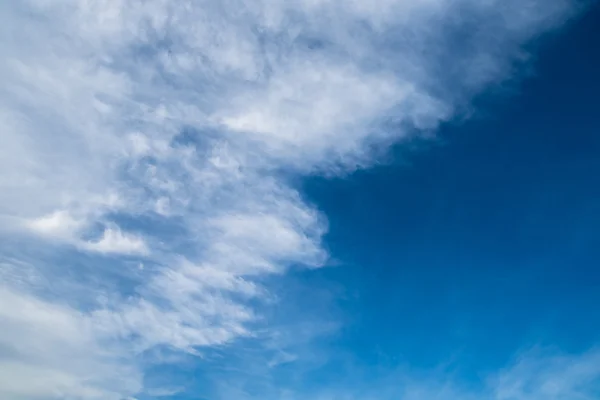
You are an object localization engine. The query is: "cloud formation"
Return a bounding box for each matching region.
[0,0,589,398]
[217,347,600,400]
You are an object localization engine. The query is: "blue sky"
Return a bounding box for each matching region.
[1,0,600,399]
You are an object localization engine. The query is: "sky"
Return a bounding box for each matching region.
[0,0,599,399]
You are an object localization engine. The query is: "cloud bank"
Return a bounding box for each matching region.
[0,0,592,398]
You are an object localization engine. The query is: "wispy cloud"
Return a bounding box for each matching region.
[0,0,585,398]
[81,227,149,256]
[214,347,600,400]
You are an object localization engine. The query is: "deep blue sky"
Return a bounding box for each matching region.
[300,1,600,384]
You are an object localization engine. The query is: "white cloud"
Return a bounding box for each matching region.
[146,387,185,397]
[491,348,600,400]
[24,212,148,255]
[26,210,86,239]
[81,227,149,256]
[0,286,142,400]
[217,61,412,167]
[405,348,600,400]
[0,0,584,398]
[217,348,600,400]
